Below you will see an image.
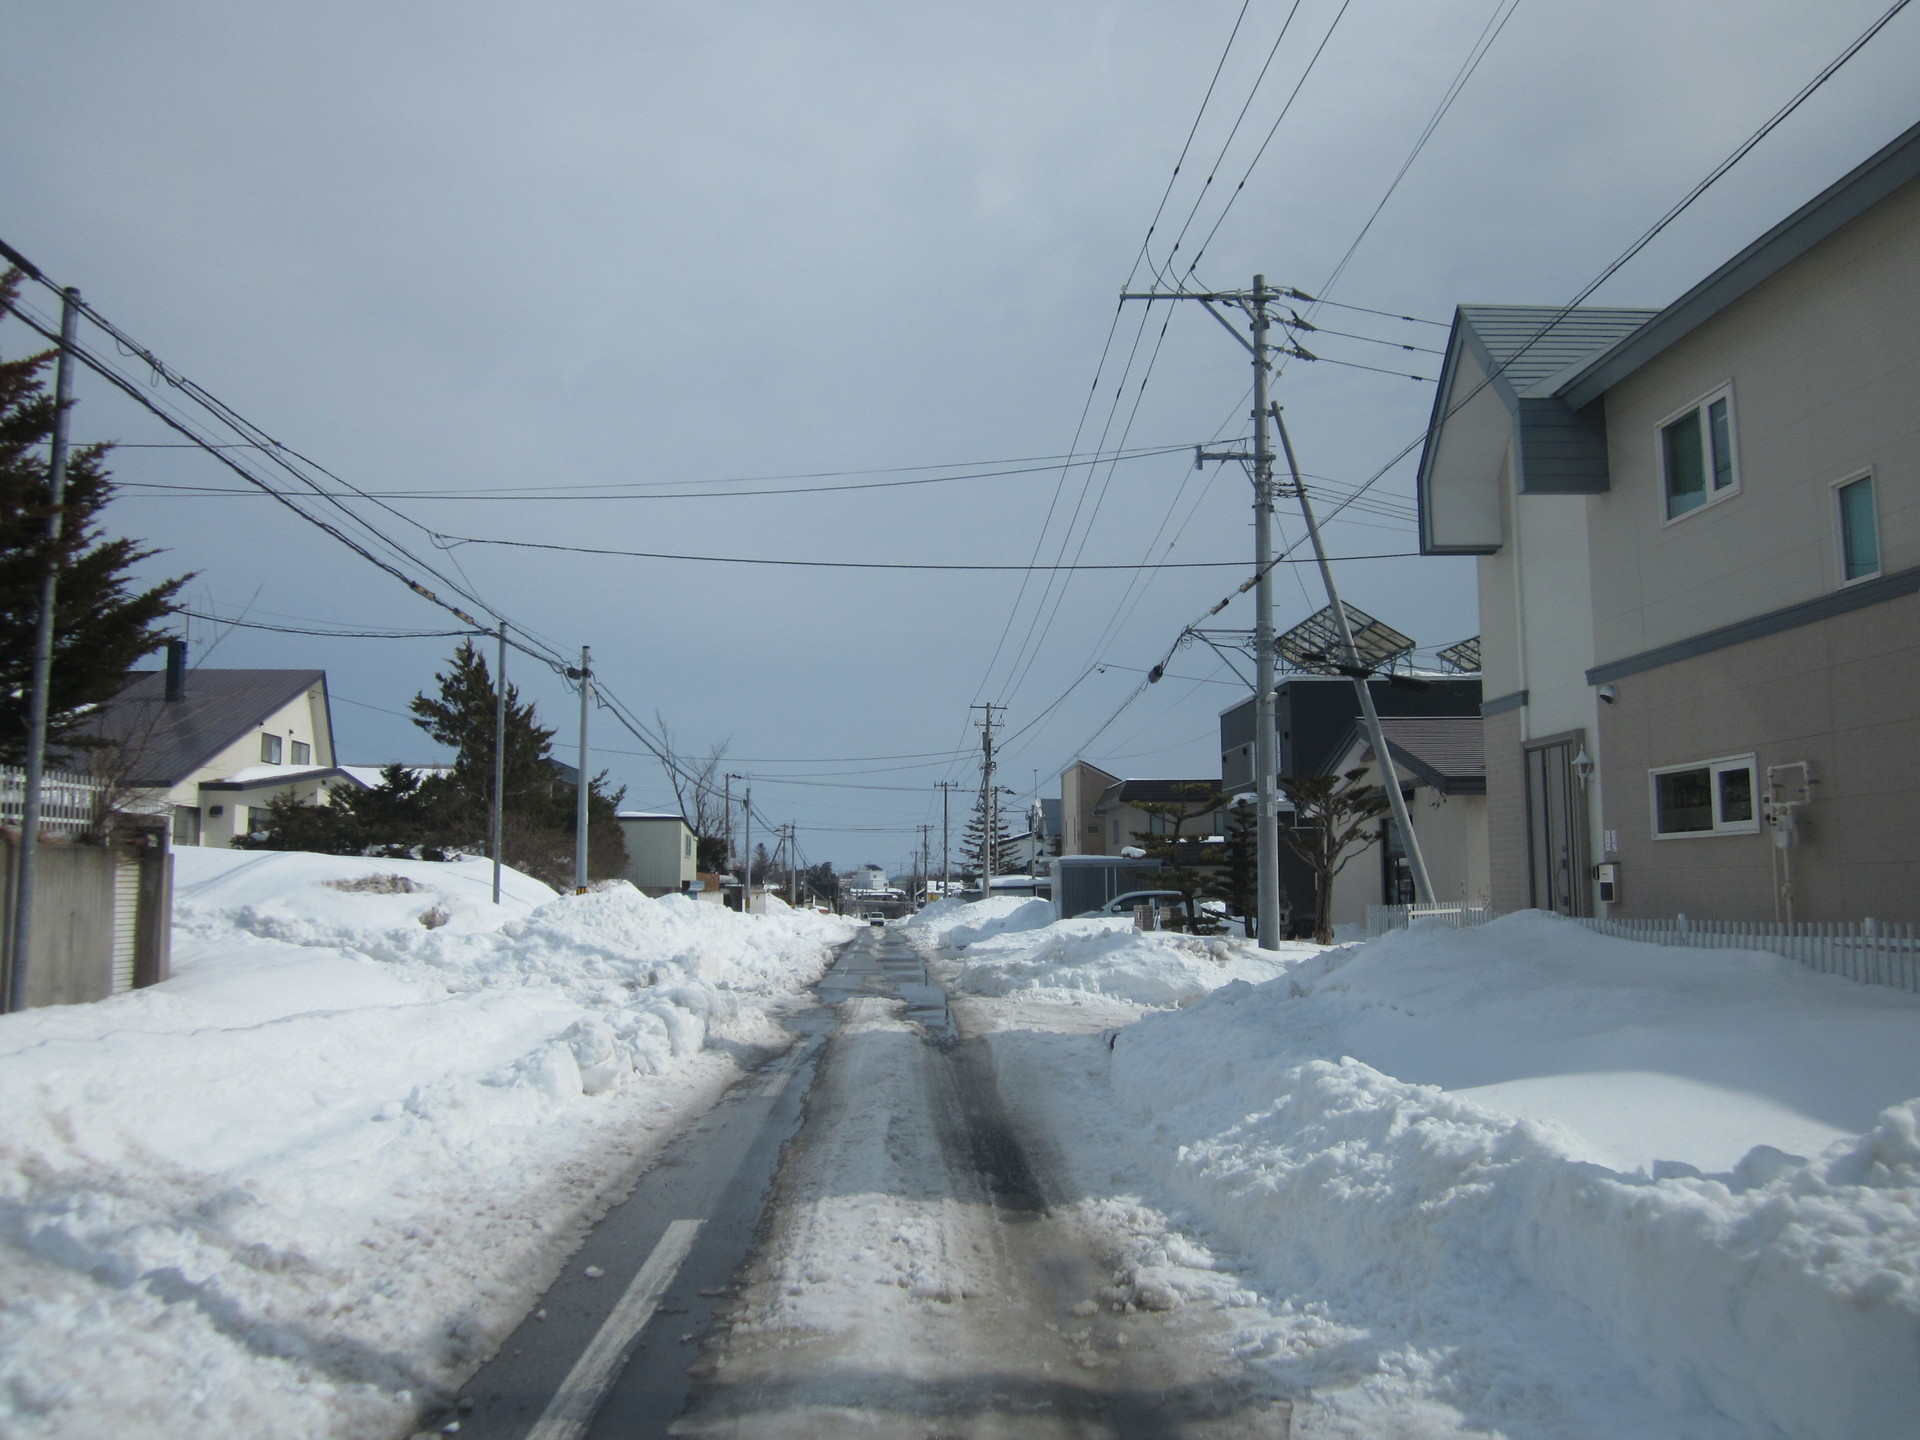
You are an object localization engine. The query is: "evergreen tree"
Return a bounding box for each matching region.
[1,271,188,763]
[1276,767,1391,943]
[1203,802,1260,939]
[238,763,450,858]
[1130,782,1226,933]
[405,640,629,888]
[960,789,1012,883]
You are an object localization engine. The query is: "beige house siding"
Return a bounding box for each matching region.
[1596,593,1920,922]
[1588,174,1920,663]
[1483,707,1530,913]
[1058,762,1118,856]
[166,685,335,846]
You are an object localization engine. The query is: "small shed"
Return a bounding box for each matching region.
[615,812,697,896]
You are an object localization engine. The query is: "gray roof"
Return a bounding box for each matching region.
[1453,305,1659,400]
[1334,716,1485,795]
[78,670,325,787]
[1094,778,1224,810]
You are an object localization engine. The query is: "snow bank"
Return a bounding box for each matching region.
[0,848,854,1440]
[947,920,1311,1008]
[899,894,1054,948]
[1109,912,1920,1440]
[908,900,1318,1009]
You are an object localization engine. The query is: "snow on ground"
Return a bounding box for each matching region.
[908,897,1316,1009]
[0,847,854,1440]
[926,902,1920,1438]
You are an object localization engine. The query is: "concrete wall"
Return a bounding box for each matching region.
[1,825,171,1009]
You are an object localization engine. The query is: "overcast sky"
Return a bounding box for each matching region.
[5,0,1916,872]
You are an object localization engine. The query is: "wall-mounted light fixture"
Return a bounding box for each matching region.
[1597,683,1617,704]
[1572,747,1595,789]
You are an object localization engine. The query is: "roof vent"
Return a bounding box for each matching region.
[164,638,188,702]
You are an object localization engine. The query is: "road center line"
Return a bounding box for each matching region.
[523,1218,704,1440]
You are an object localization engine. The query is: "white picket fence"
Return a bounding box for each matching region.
[0,765,106,837]
[1365,903,1920,995]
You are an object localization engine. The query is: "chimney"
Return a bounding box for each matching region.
[164,638,188,702]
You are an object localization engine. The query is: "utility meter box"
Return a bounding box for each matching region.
[1595,863,1620,904]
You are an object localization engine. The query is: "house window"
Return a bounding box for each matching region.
[260,733,283,765]
[1836,474,1880,582]
[1651,755,1759,837]
[1661,387,1737,519]
[172,806,201,846]
[684,834,693,859]
[291,740,312,765]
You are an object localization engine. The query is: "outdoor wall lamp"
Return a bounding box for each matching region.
[1572,747,1595,788]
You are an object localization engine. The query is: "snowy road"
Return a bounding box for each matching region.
[452,929,1294,1439]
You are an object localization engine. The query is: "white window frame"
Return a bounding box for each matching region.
[260,733,283,765]
[291,739,312,766]
[1657,383,1740,525]
[1831,468,1881,586]
[1649,753,1760,839]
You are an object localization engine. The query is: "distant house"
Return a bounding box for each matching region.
[1058,760,1118,856]
[1092,778,1226,853]
[1323,716,1490,926]
[1416,121,1920,921]
[615,812,697,896]
[1003,797,1062,873]
[78,641,349,848]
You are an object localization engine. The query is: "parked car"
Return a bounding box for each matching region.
[1075,889,1243,934]
[864,911,886,927]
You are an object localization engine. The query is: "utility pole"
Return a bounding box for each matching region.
[573,645,591,893]
[1127,274,1282,949]
[491,624,508,904]
[969,704,999,899]
[1270,407,1433,904]
[919,824,932,904]
[741,785,752,914]
[723,773,735,876]
[7,286,79,1013]
[787,824,798,906]
[935,780,959,900]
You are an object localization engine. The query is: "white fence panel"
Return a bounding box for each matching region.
[0,765,106,837]
[1364,904,1918,995]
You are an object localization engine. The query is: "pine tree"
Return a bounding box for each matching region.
[1276,767,1390,943]
[1130,783,1226,933]
[960,790,1012,884]
[1203,802,1260,939]
[407,640,628,888]
[1,271,188,763]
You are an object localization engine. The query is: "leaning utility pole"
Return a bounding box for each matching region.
[7,286,80,1013]
[1125,274,1282,948]
[1272,406,1434,904]
[969,704,999,898]
[572,645,592,893]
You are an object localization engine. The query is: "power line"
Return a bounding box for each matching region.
[433,532,1422,571]
[179,610,480,639]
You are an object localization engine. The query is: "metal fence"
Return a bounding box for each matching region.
[1365,903,1920,995]
[0,765,106,837]
[1365,903,1501,933]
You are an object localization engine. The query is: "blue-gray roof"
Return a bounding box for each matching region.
[79,669,326,787]
[1454,305,1658,400]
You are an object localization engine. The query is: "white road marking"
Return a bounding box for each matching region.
[760,1040,814,1097]
[524,1218,704,1440]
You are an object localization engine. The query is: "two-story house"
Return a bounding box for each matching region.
[80,641,351,846]
[1417,121,1919,922]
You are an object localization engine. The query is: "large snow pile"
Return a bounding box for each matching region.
[0,848,853,1440]
[1109,912,1920,1440]
[899,894,1054,948]
[910,901,1319,1008]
